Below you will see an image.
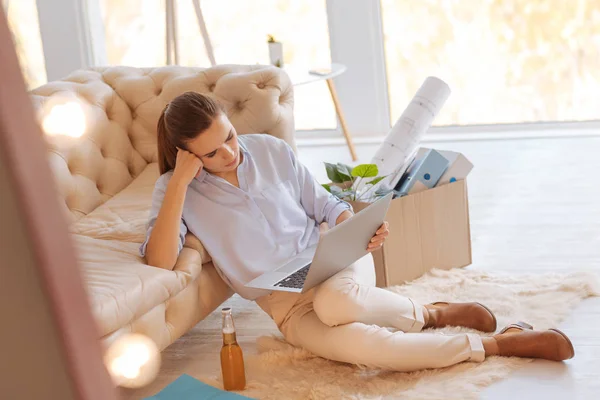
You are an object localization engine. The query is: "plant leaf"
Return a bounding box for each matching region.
[366,176,385,186]
[336,163,353,182]
[322,184,332,193]
[336,171,352,183]
[351,164,378,178]
[324,162,345,183]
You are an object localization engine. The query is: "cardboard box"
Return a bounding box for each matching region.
[348,179,472,287]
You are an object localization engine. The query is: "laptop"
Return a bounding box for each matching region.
[245,193,393,293]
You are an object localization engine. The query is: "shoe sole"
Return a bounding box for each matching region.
[548,328,576,360]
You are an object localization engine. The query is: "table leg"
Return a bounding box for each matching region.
[326,78,358,162]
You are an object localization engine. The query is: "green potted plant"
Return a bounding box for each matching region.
[267,35,283,68]
[321,162,390,202]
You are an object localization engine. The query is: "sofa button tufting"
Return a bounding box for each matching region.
[257,83,265,89]
[208,83,216,92]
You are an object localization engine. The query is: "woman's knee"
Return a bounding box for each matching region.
[312,278,361,327]
[354,254,377,286]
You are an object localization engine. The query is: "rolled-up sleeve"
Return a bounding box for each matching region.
[139,174,187,257]
[284,143,352,228]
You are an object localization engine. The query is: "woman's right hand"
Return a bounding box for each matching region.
[172,148,203,186]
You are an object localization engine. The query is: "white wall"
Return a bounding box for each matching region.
[36,0,106,80]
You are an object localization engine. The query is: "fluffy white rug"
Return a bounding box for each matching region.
[200,268,599,400]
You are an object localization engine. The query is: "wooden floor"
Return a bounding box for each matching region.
[123,133,600,399]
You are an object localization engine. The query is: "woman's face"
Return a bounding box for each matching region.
[185,113,241,174]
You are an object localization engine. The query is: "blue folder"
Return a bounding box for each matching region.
[394,149,449,196]
[144,374,255,400]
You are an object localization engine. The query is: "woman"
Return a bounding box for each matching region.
[141,92,574,372]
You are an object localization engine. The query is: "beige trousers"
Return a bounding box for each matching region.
[255,254,485,372]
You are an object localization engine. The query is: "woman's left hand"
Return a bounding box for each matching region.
[367,221,389,252]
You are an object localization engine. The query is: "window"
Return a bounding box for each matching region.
[381,0,600,126]
[5,0,47,90]
[99,0,166,67]
[99,0,336,130]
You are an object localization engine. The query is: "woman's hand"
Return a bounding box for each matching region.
[172,148,203,186]
[367,221,389,252]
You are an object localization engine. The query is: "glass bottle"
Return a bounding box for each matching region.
[220,307,246,391]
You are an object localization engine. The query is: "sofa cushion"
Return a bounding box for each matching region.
[100,261,233,350]
[74,234,213,337]
[70,162,212,263]
[70,162,157,242]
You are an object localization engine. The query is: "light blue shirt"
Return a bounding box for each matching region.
[140,134,352,299]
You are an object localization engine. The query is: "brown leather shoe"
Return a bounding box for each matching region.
[494,326,575,361]
[424,302,497,332]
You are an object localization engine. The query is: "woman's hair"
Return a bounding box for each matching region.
[157,91,224,174]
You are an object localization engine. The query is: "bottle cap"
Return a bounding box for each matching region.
[221,307,232,314]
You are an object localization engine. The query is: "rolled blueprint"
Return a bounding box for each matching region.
[357,76,451,200]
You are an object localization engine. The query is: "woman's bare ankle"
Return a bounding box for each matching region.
[482,337,499,356]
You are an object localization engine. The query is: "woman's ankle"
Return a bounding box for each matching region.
[482,337,499,356]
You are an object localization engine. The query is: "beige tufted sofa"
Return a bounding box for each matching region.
[30,65,296,350]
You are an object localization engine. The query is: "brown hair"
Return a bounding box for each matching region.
[157,91,223,174]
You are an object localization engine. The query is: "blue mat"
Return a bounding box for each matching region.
[144,374,255,400]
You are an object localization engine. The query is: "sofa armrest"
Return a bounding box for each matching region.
[183,232,212,264]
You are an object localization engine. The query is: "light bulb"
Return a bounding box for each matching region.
[40,98,87,138]
[104,333,160,388]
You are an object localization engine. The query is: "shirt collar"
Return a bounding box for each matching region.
[196,168,208,183]
[238,135,250,158]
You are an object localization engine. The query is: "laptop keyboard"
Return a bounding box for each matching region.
[275,264,311,289]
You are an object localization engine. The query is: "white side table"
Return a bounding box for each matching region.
[285,63,358,161]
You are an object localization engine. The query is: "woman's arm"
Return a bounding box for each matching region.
[144,179,189,269]
[281,141,352,227]
[335,210,353,226]
[142,149,203,270]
